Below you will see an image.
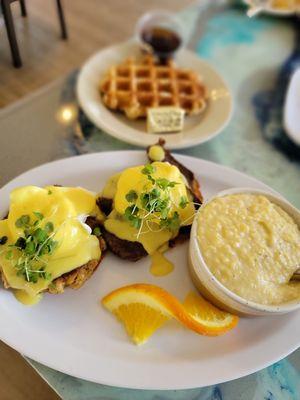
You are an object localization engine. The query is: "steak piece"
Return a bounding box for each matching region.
[169,225,191,248]
[101,226,147,262]
[97,197,113,216]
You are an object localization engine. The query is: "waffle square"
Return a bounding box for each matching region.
[100,55,208,120]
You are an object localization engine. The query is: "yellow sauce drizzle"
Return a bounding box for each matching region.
[150,251,174,277]
[13,289,41,305]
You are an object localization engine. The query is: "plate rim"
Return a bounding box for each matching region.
[0,151,300,390]
[76,40,233,150]
[243,0,297,15]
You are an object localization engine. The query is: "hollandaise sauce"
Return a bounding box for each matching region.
[101,161,195,258]
[0,185,101,305]
[150,251,174,277]
[14,289,42,305]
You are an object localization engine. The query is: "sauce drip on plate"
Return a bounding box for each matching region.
[150,251,174,277]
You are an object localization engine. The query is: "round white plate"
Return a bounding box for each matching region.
[243,0,298,16]
[1,152,300,390]
[76,41,233,149]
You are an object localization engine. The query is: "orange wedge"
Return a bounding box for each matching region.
[183,291,239,335]
[102,284,238,345]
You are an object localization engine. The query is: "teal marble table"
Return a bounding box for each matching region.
[1,1,300,399]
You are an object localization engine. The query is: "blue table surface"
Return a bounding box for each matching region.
[16,1,300,398]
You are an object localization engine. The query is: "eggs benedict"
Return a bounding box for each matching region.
[0,185,105,305]
[97,141,202,262]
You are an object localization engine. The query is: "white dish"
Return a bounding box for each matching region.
[190,187,300,316]
[284,68,300,146]
[76,40,233,149]
[1,152,300,390]
[244,0,298,16]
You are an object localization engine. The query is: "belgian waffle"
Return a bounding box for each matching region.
[100,55,208,120]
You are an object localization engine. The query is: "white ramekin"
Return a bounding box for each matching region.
[189,187,300,316]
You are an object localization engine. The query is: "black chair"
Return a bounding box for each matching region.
[0,0,68,68]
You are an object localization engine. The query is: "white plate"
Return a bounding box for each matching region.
[76,41,233,149]
[1,152,300,390]
[243,0,299,16]
[284,68,300,146]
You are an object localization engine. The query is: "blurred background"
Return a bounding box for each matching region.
[0,0,194,108]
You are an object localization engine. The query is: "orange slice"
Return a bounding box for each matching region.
[102,284,238,345]
[183,291,239,335]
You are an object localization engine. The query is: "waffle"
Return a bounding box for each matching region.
[100,55,208,120]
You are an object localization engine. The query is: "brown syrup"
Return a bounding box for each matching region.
[141,26,181,63]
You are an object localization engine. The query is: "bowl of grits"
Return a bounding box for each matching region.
[189,187,300,316]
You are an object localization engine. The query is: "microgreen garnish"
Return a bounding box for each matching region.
[0,236,8,245]
[160,211,180,231]
[156,178,178,190]
[6,211,57,283]
[125,190,138,203]
[141,164,156,184]
[6,250,12,260]
[124,205,141,229]
[141,164,155,176]
[123,164,190,238]
[45,221,54,233]
[33,211,44,220]
[15,214,30,228]
[179,196,189,209]
[93,227,101,237]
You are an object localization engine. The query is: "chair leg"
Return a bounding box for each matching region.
[1,0,22,68]
[19,0,27,17]
[56,0,68,40]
